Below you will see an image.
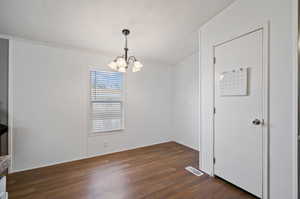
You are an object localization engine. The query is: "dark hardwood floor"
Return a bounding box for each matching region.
[7,142,256,199]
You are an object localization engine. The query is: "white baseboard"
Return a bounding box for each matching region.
[10,139,172,173]
[173,140,199,151]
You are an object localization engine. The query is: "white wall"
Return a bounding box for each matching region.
[171,52,199,150]
[12,39,172,172]
[199,0,295,198]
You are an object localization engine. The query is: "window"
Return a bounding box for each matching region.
[89,70,124,133]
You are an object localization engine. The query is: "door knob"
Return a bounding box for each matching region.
[252,119,261,125]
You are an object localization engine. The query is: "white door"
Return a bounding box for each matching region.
[214,30,263,198]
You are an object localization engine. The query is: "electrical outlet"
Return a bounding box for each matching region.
[103,142,108,148]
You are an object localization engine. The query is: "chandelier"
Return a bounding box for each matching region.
[108,29,143,73]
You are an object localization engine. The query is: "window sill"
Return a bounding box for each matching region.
[88,128,125,137]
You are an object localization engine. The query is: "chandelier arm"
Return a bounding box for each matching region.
[114,56,123,61]
[128,56,137,64]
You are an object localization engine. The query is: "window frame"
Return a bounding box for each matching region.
[88,67,125,135]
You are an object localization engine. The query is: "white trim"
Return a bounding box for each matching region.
[8,37,14,174]
[261,22,270,199]
[0,34,14,173]
[11,155,86,173]
[0,34,12,40]
[292,0,298,198]
[198,30,203,170]
[11,140,169,173]
[211,22,270,199]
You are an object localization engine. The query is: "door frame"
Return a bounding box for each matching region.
[292,1,298,199]
[212,23,269,199]
[0,34,14,173]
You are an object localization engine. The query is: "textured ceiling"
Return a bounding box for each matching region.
[0,0,235,65]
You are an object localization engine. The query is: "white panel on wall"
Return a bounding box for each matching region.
[12,39,172,172]
[171,52,200,150]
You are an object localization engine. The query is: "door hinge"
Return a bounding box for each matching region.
[213,157,216,164]
[213,107,216,114]
[213,57,216,64]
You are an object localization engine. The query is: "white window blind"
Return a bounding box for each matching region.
[90,70,124,133]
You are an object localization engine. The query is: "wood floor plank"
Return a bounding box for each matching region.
[7,142,257,199]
